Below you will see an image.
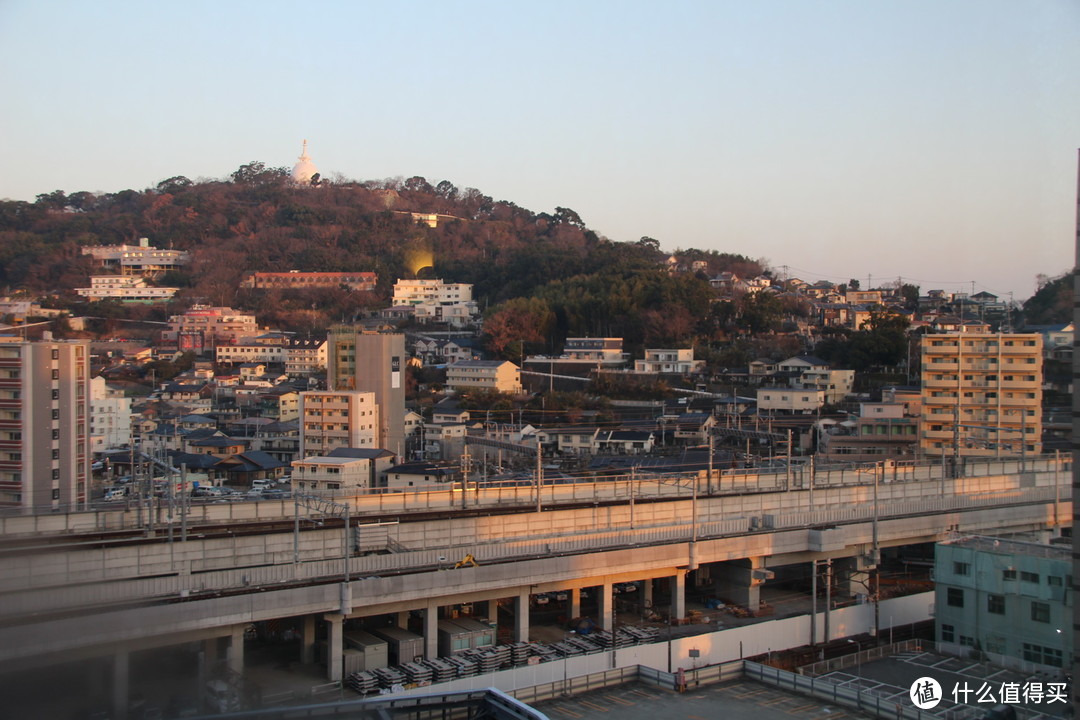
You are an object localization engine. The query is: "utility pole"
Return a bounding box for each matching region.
[707,433,714,495]
[535,438,542,513]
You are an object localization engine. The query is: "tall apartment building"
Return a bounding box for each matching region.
[327,328,406,456]
[298,391,379,458]
[920,332,1042,458]
[89,375,132,452]
[80,237,190,277]
[0,338,90,509]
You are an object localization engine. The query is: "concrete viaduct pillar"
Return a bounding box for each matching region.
[112,649,130,720]
[599,582,614,630]
[643,578,654,611]
[424,602,438,660]
[570,588,581,620]
[301,615,316,664]
[714,557,767,610]
[834,554,874,600]
[671,571,686,621]
[514,590,529,642]
[324,613,344,682]
[227,625,244,677]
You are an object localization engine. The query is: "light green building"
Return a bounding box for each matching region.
[935,535,1071,673]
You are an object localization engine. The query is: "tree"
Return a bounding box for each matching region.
[156,176,193,194]
[230,161,287,186]
[848,279,860,290]
[483,297,555,360]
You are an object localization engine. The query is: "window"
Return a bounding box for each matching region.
[947,588,964,607]
[1048,576,1063,586]
[987,595,1004,614]
[51,369,59,380]
[941,624,955,642]
[1021,571,1039,583]
[1023,643,1063,667]
[953,562,971,576]
[959,636,975,647]
[1031,601,1050,623]
[51,389,59,400]
[1002,569,1016,581]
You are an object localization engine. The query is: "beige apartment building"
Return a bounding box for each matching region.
[920,332,1042,458]
[0,339,90,510]
[298,391,379,458]
[446,359,522,394]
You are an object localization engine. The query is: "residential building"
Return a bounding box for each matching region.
[81,238,190,277]
[563,338,627,364]
[935,535,1071,673]
[446,359,522,394]
[382,461,460,490]
[284,338,328,376]
[757,388,824,414]
[241,271,376,291]
[299,391,379,458]
[88,375,132,452]
[216,336,287,366]
[291,449,395,493]
[327,328,406,456]
[633,349,704,375]
[164,306,261,352]
[391,279,478,326]
[920,332,1042,458]
[75,276,178,301]
[0,338,90,510]
[818,402,919,462]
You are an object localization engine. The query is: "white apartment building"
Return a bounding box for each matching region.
[633,349,704,374]
[290,454,392,493]
[299,391,379,458]
[89,375,132,452]
[563,338,627,364]
[76,276,178,301]
[391,279,478,326]
[81,238,190,277]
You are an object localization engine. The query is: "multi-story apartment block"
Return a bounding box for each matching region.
[935,536,1071,672]
[291,450,395,493]
[284,338,328,376]
[215,335,287,365]
[327,328,406,455]
[0,339,90,509]
[446,359,522,394]
[299,391,379,458]
[633,349,704,375]
[81,238,190,278]
[164,306,261,352]
[920,332,1042,458]
[89,375,132,452]
[563,338,627,364]
[75,276,178,302]
[391,279,478,326]
[241,271,377,291]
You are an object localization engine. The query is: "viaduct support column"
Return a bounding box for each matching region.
[714,557,767,610]
[643,578,654,611]
[424,602,438,660]
[570,588,581,620]
[599,582,614,630]
[397,611,410,629]
[487,600,499,626]
[301,615,316,664]
[227,625,245,677]
[834,554,873,600]
[112,649,130,720]
[514,590,529,642]
[671,571,686,621]
[324,613,344,682]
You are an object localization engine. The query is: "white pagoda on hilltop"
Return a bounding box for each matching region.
[291,139,319,185]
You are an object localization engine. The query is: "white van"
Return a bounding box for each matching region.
[251,479,274,491]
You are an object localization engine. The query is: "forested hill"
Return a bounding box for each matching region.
[0,164,766,347]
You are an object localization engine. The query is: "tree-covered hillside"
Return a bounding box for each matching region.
[0,166,766,353]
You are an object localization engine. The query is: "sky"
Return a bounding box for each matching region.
[1,1,1077,302]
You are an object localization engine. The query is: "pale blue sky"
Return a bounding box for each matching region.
[1,1,1077,300]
